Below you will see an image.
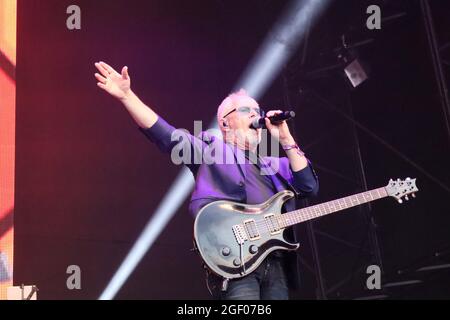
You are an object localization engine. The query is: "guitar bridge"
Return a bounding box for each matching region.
[232,224,248,245]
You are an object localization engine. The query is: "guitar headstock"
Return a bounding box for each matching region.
[385,178,418,203]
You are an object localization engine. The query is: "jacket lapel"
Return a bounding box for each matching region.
[226,143,246,179]
[259,156,300,196]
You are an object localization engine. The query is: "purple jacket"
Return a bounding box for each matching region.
[139,117,319,215]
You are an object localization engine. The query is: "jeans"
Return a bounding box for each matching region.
[206,252,289,300]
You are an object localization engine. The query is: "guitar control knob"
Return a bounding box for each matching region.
[233,258,241,266]
[221,247,231,256]
[249,245,258,254]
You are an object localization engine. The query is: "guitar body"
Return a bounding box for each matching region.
[194,190,299,279]
[193,177,418,280]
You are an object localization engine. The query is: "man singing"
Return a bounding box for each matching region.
[94,61,319,299]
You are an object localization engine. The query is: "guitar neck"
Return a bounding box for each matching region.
[280,187,388,228]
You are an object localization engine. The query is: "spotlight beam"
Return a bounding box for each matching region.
[99,169,194,300]
[237,0,331,98]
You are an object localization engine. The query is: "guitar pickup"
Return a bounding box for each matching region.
[243,219,261,241]
[264,214,282,235]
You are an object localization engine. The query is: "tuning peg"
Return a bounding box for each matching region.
[412,193,416,198]
[406,177,411,181]
[405,195,409,201]
[397,199,403,204]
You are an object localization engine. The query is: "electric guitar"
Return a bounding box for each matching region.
[193,178,418,280]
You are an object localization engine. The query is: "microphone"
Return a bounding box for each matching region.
[250,110,296,129]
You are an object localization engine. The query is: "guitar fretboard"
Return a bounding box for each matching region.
[279,187,388,228]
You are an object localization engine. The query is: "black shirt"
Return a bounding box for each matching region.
[243,150,277,205]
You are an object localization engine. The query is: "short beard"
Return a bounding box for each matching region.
[227,128,260,151]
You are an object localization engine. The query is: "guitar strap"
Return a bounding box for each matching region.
[227,143,300,197]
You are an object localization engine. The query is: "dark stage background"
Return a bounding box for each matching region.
[14,0,450,299]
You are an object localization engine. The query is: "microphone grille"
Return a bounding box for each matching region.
[251,117,263,129]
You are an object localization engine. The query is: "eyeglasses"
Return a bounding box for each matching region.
[222,106,264,118]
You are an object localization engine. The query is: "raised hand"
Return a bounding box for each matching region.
[94,61,131,100]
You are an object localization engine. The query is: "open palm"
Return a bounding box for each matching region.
[95,61,131,100]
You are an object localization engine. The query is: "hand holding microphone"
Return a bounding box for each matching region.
[250,110,296,129]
